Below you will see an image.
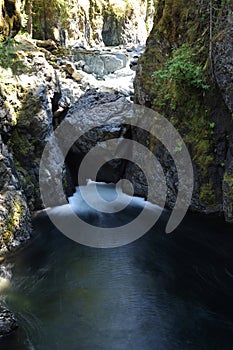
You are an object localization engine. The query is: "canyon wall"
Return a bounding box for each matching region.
[133,0,233,222]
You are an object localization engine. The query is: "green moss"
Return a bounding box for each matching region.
[199,182,216,207]
[224,173,233,189]
[3,199,22,243]
[104,0,133,19]
[11,130,31,159]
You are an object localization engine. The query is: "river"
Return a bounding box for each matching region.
[1,184,233,349]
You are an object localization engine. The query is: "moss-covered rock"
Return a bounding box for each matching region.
[223,162,233,223]
[0,36,56,211]
[134,0,233,216]
[0,141,31,254]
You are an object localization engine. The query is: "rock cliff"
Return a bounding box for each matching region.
[30,0,154,47]
[134,0,233,222]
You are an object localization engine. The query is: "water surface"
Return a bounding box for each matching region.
[1,184,233,349]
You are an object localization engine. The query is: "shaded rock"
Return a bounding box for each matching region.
[133,0,233,219]
[0,307,18,338]
[223,161,233,223]
[214,25,233,113]
[64,90,132,188]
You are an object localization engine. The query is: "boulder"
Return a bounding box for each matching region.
[102,54,124,73]
[64,90,132,187]
[0,307,18,338]
[71,49,127,77]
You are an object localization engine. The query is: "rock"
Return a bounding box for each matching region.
[71,50,127,77]
[0,307,18,338]
[64,90,132,187]
[130,57,138,71]
[26,1,154,47]
[102,54,124,73]
[223,161,233,223]
[98,67,135,96]
[75,60,86,70]
[0,142,31,254]
[34,39,58,52]
[0,0,21,39]
[133,0,233,218]
[83,65,92,74]
[0,276,10,294]
[72,70,87,83]
[0,46,56,211]
[214,26,233,113]
[64,61,76,76]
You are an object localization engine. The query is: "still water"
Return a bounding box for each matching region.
[1,184,233,349]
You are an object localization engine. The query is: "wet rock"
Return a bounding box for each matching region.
[64,90,132,187]
[71,49,127,77]
[0,307,18,338]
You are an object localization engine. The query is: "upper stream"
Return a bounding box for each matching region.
[1,183,233,350]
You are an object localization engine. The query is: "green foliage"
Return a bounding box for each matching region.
[0,39,26,74]
[152,44,210,110]
[153,44,209,90]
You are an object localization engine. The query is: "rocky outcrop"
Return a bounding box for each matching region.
[71,48,127,77]
[133,0,233,220]
[28,0,154,48]
[0,38,57,211]
[0,35,61,337]
[0,141,30,253]
[64,90,131,187]
[0,0,21,40]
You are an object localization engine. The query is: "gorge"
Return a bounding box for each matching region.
[0,0,233,348]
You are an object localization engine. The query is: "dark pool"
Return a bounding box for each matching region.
[1,185,233,350]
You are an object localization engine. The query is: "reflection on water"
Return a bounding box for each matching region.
[1,184,233,350]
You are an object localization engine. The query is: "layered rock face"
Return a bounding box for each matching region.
[30,0,154,47]
[133,0,233,221]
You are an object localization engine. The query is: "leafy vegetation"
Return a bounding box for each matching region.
[152,44,209,109]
